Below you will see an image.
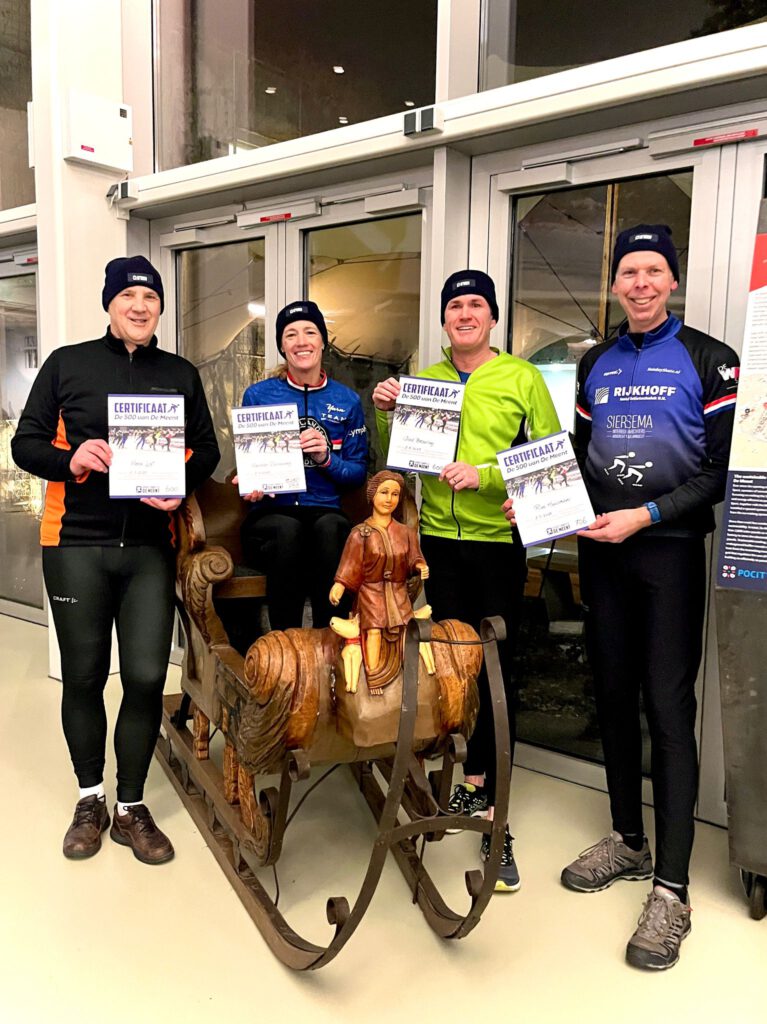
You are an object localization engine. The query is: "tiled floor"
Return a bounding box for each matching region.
[1,615,765,1024]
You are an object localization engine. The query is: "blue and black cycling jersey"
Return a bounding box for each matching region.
[241,371,368,508]
[575,315,738,537]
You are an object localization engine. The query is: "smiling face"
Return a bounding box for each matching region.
[612,251,678,333]
[108,286,161,350]
[372,479,401,518]
[443,294,496,363]
[281,320,324,382]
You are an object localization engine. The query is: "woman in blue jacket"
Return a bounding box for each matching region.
[239,301,368,630]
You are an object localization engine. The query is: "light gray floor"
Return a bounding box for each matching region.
[1,615,765,1024]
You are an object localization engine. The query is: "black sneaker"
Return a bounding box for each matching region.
[626,887,692,970]
[481,825,520,892]
[445,782,489,834]
[561,831,653,893]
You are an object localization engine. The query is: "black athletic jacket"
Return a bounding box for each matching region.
[12,329,220,547]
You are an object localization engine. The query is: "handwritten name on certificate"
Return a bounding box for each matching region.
[498,431,595,547]
[387,376,465,476]
[232,404,307,495]
[108,394,186,499]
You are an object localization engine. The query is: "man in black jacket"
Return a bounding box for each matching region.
[13,256,219,865]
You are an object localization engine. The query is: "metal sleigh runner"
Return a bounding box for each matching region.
[156,474,511,970]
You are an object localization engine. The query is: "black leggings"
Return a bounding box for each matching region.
[241,506,352,631]
[420,534,527,804]
[42,545,175,803]
[578,535,705,886]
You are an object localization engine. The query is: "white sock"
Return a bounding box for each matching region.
[79,783,105,801]
[116,800,141,817]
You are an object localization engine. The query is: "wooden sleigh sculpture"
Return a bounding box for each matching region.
[156,474,511,971]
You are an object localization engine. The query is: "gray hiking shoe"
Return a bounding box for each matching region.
[561,831,653,892]
[626,887,692,970]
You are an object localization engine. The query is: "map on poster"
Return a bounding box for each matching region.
[718,205,767,592]
[232,403,306,496]
[386,376,465,476]
[108,394,186,499]
[498,430,594,547]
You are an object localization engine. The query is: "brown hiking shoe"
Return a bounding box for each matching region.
[626,887,692,970]
[110,804,174,865]
[561,831,653,892]
[63,795,110,859]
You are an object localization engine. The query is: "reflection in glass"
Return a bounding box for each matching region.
[178,241,266,479]
[482,0,767,90]
[0,273,43,609]
[156,0,437,170]
[509,172,693,772]
[0,0,34,209]
[306,214,422,472]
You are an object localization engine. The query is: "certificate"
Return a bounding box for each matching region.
[498,431,595,547]
[108,394,186,499]
[232,403,307,495]
[386,376,465,476]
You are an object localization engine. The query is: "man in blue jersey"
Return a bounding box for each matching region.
[563,225,738,969]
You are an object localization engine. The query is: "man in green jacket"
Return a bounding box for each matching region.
[373,270,560,891]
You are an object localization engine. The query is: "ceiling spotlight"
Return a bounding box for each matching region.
[247,302,265,317]
[404,100,415,107]
[333,65,345,74]
[338,116,349,125]
[264,86,277,95]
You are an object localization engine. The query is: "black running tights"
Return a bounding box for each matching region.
[42,545,175,803]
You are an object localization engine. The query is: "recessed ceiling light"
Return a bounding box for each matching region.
[333,65,345,74]
[264,86,277,95]
[338,116,349,124]
[247,302,265,317]
[404,100,415,107]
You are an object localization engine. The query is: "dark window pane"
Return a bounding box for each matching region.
[306,214,422,473]
[482,0,767,89]
[178,241,266,479]
[157,0,437,170]
[0,0,34,209]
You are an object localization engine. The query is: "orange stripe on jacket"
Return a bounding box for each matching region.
[40,414,71,546]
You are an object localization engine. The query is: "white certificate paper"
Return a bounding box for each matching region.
[108,394,186,499]
[498,431,595,547]
[386,376,465,476]
[232,404,307,495]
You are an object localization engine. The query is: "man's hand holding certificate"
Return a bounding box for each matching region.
[386,375,465,475]
[108,394,186,499]
[498,430,594,547]
[232,403,307,496]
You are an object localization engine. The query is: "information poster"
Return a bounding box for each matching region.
[108,394,185,499]
[232,403,306,495]
[498,430,594,547]
[717,203,767,592]
[386,376,465,475]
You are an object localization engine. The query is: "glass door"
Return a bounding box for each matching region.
[0,254,44,623]
[471,133,731,815]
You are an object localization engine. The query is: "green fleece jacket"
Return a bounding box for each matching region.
[375,349,561,543]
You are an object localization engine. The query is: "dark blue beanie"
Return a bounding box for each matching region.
[440,270,499,324]
[102,256,165,312]
[276,300,328,354]
[611,224,679,282]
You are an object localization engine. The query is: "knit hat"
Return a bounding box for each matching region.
[276,300,328,355]
[611,224,679,282]
[102,256,164,312]
[440,270,499,324]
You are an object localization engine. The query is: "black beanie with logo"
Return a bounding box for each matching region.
[440,270,499,324]
[610,224,680,282]
[275,300,328,354]
[102,256,165,312]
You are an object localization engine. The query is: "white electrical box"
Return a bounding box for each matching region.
[63,91,133,173]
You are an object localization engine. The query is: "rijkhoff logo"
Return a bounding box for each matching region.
[595,387,610,405]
